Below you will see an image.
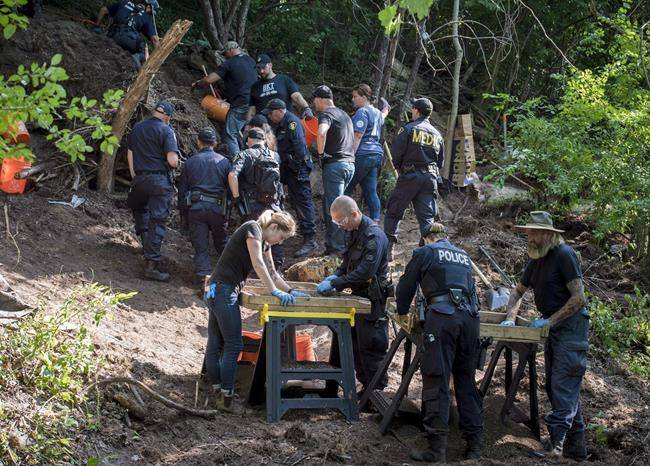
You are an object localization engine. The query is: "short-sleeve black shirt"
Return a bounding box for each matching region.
[318,107,354,163]
[211,220,264,287]
[128,117,179,172]
[216,54,257,107]
[250,74,299,113]
[521,244,582,317]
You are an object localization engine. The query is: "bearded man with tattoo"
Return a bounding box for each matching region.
[501,211,589,461]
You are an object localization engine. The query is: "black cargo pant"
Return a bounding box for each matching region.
[352,299,389,390]
[384,171,437,243]
[188,203,228,277]
[421,306,483,442]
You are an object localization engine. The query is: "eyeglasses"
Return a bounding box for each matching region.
[332,216,350,227]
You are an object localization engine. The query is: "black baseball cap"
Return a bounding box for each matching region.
[249,113,268,128]
[411,97,433,115]
[155,101,174,117]
[256,54,272,68]
[265,98,286,111]
[197,126,217,144]
[248,128,265,140]
[312,85,333,99]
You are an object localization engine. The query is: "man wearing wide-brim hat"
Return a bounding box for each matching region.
[501,211,589,461]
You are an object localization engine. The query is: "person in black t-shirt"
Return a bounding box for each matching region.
[202,211,308,412]
[248,54,313,120]
[193,41,257,158]
[312,85,355,256]
[501,211,588,461]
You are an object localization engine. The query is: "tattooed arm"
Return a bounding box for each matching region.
[548,278,587,326]
[503,282,530,323]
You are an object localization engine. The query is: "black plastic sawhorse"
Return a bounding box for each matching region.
[479,341,541,439]
[248,308,359,422]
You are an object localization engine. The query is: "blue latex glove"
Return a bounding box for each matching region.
[204,282,216,301]
[531,318,550,328]
[316,280,334,295]
[500,320,515,327]
[272,289,295,306]
[290,290,311,299]
[324,274,338,282]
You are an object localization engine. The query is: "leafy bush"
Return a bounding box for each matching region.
[589,290,650,378]
[485,10,649,251]
[0,284,134,464]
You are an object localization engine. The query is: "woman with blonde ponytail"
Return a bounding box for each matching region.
[202,209,307,412]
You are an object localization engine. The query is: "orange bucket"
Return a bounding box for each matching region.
[238,330,262,363]
[0,157,31,194]
[201,95,230,123]
[2,120,30,145]
[301,117,318,146]
[295,333,316,362]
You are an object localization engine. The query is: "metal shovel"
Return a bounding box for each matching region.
[471,260,510,310]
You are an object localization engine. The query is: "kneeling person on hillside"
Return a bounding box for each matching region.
[177,127,231,289]
[396,223,483,463]
[316,196,391,395]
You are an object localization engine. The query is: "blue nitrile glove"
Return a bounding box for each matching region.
[530,318,550,328]
[290,290,311,299]
[93,26,104,34]
[204,282,216,301]
[324,274,338,282]
[272,289,295,306]
[316,279,334,295]
[500,320,515,327]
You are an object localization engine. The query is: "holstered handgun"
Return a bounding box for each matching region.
[415,286,426,326]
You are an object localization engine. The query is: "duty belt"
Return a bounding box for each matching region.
[402,164,437,175]
[190,192,224,206]
[135,170,168,176]
[427,289,470,306]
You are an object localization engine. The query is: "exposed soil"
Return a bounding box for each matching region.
[1,6,648,466]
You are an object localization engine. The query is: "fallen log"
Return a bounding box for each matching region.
[97,19,194,193]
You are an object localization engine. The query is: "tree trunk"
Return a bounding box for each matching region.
[97,20,193,193]
[373,32,389,97]
[378,9,403,100]
[398,20,425,127]
[442,0,463,180]
[236,0,251,45]
[199,0,222,50]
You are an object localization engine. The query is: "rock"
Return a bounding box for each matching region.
[285,256,342,283]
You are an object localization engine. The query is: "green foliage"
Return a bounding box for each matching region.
[0,54,123,163]
[589,290,650,378]
[0,284,135,465]
[0,0,29,39]
[378,0,434,34]
[488,10,649,242]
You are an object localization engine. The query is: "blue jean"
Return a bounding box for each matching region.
[205,282,243,392]
[344,153,382,222]
[223,105,249,158]
[127,174,173,261]
[322,160,355,253]
[544,308,589,440]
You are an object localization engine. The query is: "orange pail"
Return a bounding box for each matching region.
[0,157,31,194]
[2,120,30,145]
[295,333,316,362]
[201,95,230,123]
[301,117,318,146]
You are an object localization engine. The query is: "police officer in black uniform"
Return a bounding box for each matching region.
[316,196,391,394]
[227,128,285,267]
[384,97,444,261]
[396,223,483,463]
[266,98,318,258]
[177,127,231,287]
[127,101,179,282]
[96,0,159,69]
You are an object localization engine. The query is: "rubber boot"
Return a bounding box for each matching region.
[216,389,243,414]
[410,435,447,463]
[294,237,318,258]
[464,434,483,460]
[563,430,587,461]
[387,241,395,262]
[144,260,170,282]
[536,428,565,459]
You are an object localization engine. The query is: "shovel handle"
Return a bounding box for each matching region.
[471,261,493,288]
[201,65,218,98]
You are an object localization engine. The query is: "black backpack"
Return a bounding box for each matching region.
[252,147,282,202]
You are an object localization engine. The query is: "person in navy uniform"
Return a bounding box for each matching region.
[344,84,390,223]
[177,127,231,288]
[384,97,444,261]
[501,211,589,461]
[96,0,159,69]
[126,101,179,282]
[228,128,285,268]
[396,223,483,463]
[316,196,391,395]
[265,98,317,258]
[248,54,313,120]
[193,41,257,158]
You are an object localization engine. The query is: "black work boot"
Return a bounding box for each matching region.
[294,237,318,258]
[410,435,447,463]
[144,260,170,282]
[563,430,587,461]
[138,232,148,247]
[536,428,565,459]
[464,434,483,460]
[387,241,396,262]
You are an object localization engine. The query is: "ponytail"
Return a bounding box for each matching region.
[257,210,297,236]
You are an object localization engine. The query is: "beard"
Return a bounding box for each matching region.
[527,233,564,259]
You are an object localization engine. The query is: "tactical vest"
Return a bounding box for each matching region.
[112,1,141,31]
[421,243,474,301]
